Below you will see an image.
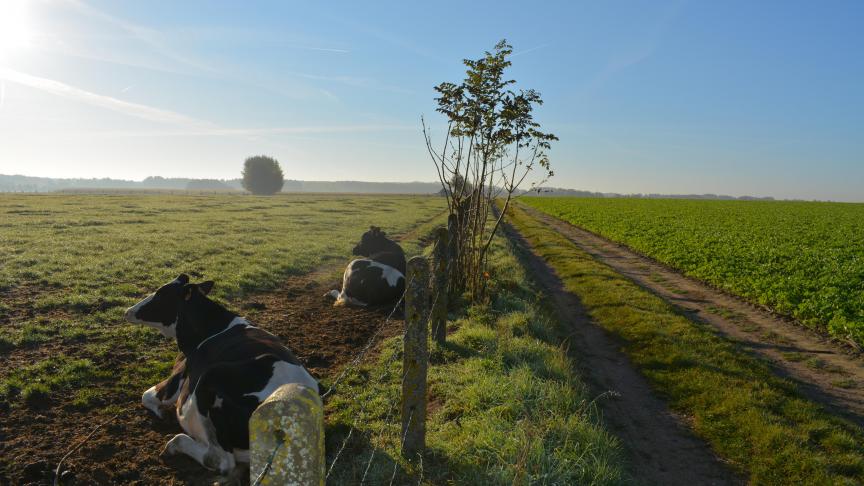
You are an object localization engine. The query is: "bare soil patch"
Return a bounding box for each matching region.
[521,203,864,426]
[503,216,741,486]
[0,271,403,485]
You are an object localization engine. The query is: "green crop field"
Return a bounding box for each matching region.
[522,197,864,344]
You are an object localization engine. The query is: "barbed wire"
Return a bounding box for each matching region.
[250,439,284,486]
[359,356,412,486]
[325,280,421,480]
[388,407,415,486]
[321,277,413,400]
[325,331,406,480]
[321,276,441,486]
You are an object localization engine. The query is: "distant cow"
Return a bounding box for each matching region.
[327,226,406,306]
[125,274,317,474]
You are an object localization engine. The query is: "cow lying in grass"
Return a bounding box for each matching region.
[124,274,317,474]
[327,226,406,306]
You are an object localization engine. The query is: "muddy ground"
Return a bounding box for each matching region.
[0,271,403,485]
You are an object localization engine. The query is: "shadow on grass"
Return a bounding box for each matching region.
[324,422,412,484]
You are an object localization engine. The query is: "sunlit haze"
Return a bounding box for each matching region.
[0,1,862,200]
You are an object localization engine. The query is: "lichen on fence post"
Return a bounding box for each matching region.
[402,255,429,458]
[249,383,324,486]
[431,227,449,345]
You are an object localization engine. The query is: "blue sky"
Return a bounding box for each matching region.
[0,0,861,200]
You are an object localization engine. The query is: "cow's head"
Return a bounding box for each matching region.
[353,226,392,257]
[173,280,221,352]
[124,274,213,339]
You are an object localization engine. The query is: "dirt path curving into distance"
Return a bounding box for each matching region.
[502,217,741,486]
[519,203,864,427]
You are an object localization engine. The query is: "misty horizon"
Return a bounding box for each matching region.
[3,172,848,202]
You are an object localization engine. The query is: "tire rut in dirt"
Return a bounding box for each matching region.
[502,218,741,486]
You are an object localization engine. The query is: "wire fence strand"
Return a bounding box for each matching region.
[388,407,415,486]
[325,280,421,479]
[251,440,284,486]
[321,277,413,400]
[326,266,441,483]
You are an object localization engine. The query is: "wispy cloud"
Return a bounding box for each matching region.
[61,0,217,74]
[511,43,551,58]
[298,73,413,95]
[0,68,211,126]
[52,1,345,103]
[295,46,350,54]
[120,84,134,93]
[0,67,412,138]
[80,124,416,138]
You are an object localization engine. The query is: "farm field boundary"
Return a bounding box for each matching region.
[323,234,629,484]
[498,213,739,484]
[522,197,864,346]
[505,203,864,484]
[518,203,864,424]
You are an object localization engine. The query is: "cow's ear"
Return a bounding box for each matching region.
[198,281,215,296]
[177,274,190,284]
[182,283,195,301]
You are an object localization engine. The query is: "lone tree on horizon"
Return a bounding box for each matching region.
[242,155,284,195]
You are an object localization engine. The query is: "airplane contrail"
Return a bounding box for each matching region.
[0,68,211,126]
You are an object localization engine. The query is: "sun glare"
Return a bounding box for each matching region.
[0,0,33,60]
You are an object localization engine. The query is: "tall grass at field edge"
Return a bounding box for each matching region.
[324,235,628,484]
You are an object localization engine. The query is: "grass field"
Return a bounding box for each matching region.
[523,197,864,344]
[325,234,628,484]
[0,193,444,407]
[0,193,630,485]
[507,203,864,484]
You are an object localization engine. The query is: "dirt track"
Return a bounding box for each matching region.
[0,270,403,485]
[519,204,864,427]
[503,215,741,485]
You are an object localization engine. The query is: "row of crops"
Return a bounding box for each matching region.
[523,197,864,345]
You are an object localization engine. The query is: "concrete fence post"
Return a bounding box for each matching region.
[249,383,324,486]
[402,256,429,459]
[431,227,449,345]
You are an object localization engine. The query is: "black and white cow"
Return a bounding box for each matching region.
[124,274,317,473]
[327,226,406,306]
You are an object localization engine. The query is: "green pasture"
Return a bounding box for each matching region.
[0,193,444,406]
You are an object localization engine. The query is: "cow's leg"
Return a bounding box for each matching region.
[326,263,353,305]
[233,449,250,463]
[171,381,237,473]
[142,364,185,418]
[162,433,236,473]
